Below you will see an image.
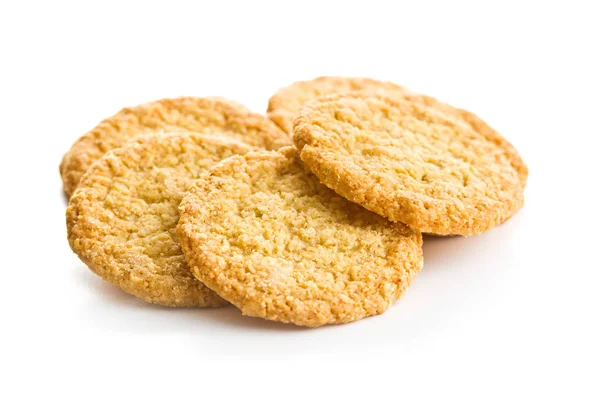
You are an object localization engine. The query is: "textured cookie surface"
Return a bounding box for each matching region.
[267,76,409,134]
[268,77,527,187]
[67,132,256,307]
[393,93,528,187]
[177,147,423,327]
[294,94,525,236]
[60,96,290,196]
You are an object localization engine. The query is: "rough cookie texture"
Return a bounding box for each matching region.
[267,76,409,134]
[268,77,527,187]
[67,132,256,307]
[394,93,528,187]
[294,94,525,236]
[60,96,290,197]
[177,147,423,327]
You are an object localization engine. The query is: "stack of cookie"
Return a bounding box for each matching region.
[63,77,527,327]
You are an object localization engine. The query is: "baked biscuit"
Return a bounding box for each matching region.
[67,132,256,307]
[267,76,409,134]
[268,77,527,187]
[294,94,525,236]
[177,147,423,327]
[395,93,528,187]
[60,96,290,197]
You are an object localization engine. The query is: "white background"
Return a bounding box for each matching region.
[1,1,598,398]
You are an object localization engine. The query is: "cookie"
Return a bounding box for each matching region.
[294,94,525,236]
[177,147,423,327]
[67,132,256,307]
[268,77,528,188]
[267,76,409,134]
[60,96,290,197]
[395,93,529,187]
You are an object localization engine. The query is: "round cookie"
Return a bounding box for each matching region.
[268,77,528,187]
[60,96,290,197]
[395,93,528,187]
[177,147,423,327]
[267,76,410,134]
[67,132,256,307]
[294,94,525,236]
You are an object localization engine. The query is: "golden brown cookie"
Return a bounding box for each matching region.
[294,94,525,236]
[60,96,290,197]
[268,77,528,187]
[267,76,410,134]
[394,93,529,187]
[67,132,256,307]
[177,147,423,327]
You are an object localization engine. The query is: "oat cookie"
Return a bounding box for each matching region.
[177,147,423,327]
[267,76,409,134]
[268,77,528,187]
[395,93,528,187]
[294,94,525,236]
[60,96,290,197]
[67,132,256,307]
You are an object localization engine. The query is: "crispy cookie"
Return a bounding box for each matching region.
[60,97,290,197]
[394,93,528,187]
[267,76,409,134]
[177,147,423,327]
[67,132,256,307]
[268,77,528,187]
[294,94,525,236]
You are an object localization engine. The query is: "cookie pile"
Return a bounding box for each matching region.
[63,77,527,327]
